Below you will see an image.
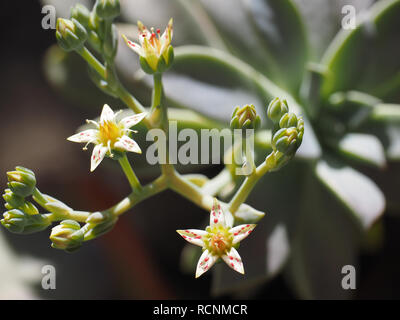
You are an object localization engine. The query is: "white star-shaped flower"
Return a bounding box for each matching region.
[177,198,256,278]
[122,18,173,72]
[67,104,146,172]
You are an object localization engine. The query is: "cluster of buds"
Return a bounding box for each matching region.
[57,0,120,62]
[266,98,304,171]
[2,167,52,234]
[230,104,261,131]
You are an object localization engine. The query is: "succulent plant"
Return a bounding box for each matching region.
[42,0,400,299]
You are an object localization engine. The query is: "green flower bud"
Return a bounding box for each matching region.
[56,18,87,52]
[6,166,36,197]
[272,127,299,154]
[50,220,84,252]
[267,98,289,123]
[84,218,117,240]
[19,201,39,216]
[70,3,91,28]
[95,0,120,20]
[2,189,25,208]
[1,209,51,234]
[85,211,111,224]
[279,112,298,129]
[230,104,261,131]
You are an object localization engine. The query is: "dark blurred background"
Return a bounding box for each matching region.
[0,0,400,299]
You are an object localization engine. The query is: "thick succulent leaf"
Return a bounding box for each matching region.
[321,0,400,100]
[361,123,400,161]
[168,46,321,160]
[337,133,386,168]
[196,0,307,93]
[292,0,376,60]
[286,172,361,299]
[370,103,400,123]
[234,203,265,224]
[243,0,308,93]
[315,157,385,229]
[385,126,400,160]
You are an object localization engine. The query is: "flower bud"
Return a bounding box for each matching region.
[279,112,298,128]
[6,166,36,197]
[230,104,261,131]
[19,201,39,216]
[95,0,120,20]
[84,218,117,240]
[56,18,87,52]
[1,209,51,234]
[267,98,289,123]
[2,189,24,209]
[70,3,91,28]
[50,220,84,252]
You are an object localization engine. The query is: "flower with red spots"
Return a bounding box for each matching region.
[177,198,256,278]
[122,18,174,73]
[67,104,146,172]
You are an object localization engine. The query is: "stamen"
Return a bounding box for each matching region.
[86,119,99,128]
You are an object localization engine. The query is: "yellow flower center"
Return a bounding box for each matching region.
[99,121,122,146]
[204,226,233,256]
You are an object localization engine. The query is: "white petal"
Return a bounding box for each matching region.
[196,249,217,278]
[176,229,207,247]
[210,198,225,227]
[222,247,244,274]
[100,104,115,123]
[67,129,98,143]
[230,224,256,245]
[120,112,147,128]
[114,135,142,153]
[90,144,107,172]
[122,35,144,56]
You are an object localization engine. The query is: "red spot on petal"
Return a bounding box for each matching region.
[231,263,234,267]
[234,232,239,236]
[214,219,218,223]
[229,256,233,260]
[205,257,209,262]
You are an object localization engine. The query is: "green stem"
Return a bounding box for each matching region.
[32,188,48,208]
[77,46,106,78]
[77,46,148,125]
[118,154,142,192]
[228,161,270,214]
[170,172,213,211]
[105,175,167,217]
[33,188,90,222]
[201,168,232,196]
[152,73,163,111]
